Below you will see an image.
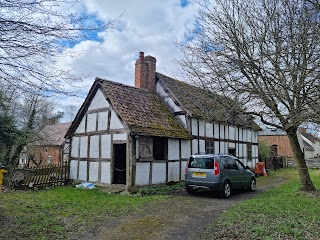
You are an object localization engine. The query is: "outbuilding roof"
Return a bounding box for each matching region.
[259,128,287,136]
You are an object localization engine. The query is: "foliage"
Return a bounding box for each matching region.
[258,140,271,158]
[138,182,185,196]
[179,0,319,191]
[0,187,165,240]
[199,168,320,239]
[0,0,112,94]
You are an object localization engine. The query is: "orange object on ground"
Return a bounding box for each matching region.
[255,162,267,176]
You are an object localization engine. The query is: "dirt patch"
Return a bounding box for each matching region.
[87,175,289,240]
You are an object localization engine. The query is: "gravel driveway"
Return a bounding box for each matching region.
[86,176,288,240]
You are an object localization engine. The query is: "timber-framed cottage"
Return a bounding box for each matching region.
[66,52,260,188]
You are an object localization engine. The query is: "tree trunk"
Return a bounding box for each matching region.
[286,127,316,192]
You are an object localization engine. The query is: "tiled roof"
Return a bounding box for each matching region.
[156,73,260,130]
[98,78,191,139]
[31,122,71,146]
[259,128,287,136]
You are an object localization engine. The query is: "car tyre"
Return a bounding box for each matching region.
[220,181,231,198]
[248,178,256,192]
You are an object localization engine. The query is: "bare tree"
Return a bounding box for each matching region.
[0,0,113,94]
[65,104,78,122]
[179,0,319,191]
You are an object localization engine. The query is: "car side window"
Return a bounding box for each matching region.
[236,159,245,171]
[227,157,238,170]
[219,157,229,169]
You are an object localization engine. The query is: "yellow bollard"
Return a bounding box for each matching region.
[0,165,8,192]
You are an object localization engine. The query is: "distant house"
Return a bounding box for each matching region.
[66,52,260,188]
[259,128,320,160]
[20,122,71,167]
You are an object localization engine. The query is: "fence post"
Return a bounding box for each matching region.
[274,156,276,171]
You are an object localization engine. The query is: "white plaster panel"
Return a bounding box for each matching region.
[220,142,225,154]
[152,163,166,184]
[253,145,258,158]
[181,161,188,180]
[71,137,79,158]
[225,125,229,140]
[199,120,205,137]
[156,82,169,98]
[214,141,220,154]
[89,162,99,182]
[168,139,180,160]
[177,115,187,128]
[113,133,127,141]
[239,128,243,141]
[75,117,86,133]
[110,111,124,129]
[229,126,235,140]
[79,136,88,158]
[166,98,183,112]
[70,160,78,180]
[199,139,205,153]
[98,111,108,131]
[243,129,247,142]
[181,140,191,159]
[101,162,111,184]
[88,88,109,110]
[220,124,225,139]
[235,126,239,141]
[89,135,99,158]
[214,123,219,138]
[239,144,243,157]
[168,162,180,182]
[191,118,198,136]
[101,134,111,159]
[253,131,258,143]
[192,139,198,154]
[247,129,252,142]
[136,162,150,186]
[243,144,247,158]
[78,161,87,181]
[205,123,213,138]
[87,113,97,132]
[236,144,239,157]
[229,142,236,148]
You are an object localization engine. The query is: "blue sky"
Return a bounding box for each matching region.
[57,0,198,120]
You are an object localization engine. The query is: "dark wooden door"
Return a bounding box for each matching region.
[113,144,126,184]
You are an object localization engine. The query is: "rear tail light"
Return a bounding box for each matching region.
[214,161,220,176]
[185,160,189,174]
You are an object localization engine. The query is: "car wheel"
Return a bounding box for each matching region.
[220,181,231,198]
[248,178,256,192]
[185,186,195,194]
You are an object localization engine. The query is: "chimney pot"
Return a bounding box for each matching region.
[139,52,144,62]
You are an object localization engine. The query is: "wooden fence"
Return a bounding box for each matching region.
[258,156,287,171]
[12,163,69,190]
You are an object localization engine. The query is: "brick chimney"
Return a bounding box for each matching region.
[135,52,157,91]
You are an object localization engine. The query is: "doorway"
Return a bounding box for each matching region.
[113,144,126,184]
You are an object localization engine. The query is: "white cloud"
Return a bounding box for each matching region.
[57,0,198,122]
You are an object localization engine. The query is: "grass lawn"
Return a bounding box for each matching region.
[200,168,320,240]
[0,186,166,240]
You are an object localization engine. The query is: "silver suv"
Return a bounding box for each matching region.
[185,154,256,198]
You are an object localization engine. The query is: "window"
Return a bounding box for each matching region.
[247,144,252,161]
[45,147,48,153]
[47,156,52,164]
[228,148,236,156]
[227,157,238,170]
[205,141,215,154]
[235,159,245,171]
[188,157,214,169]
[153,137,167,160]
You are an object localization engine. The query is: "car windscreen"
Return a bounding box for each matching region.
[188,157,215,169]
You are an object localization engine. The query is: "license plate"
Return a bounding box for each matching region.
[192,172,206,178]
